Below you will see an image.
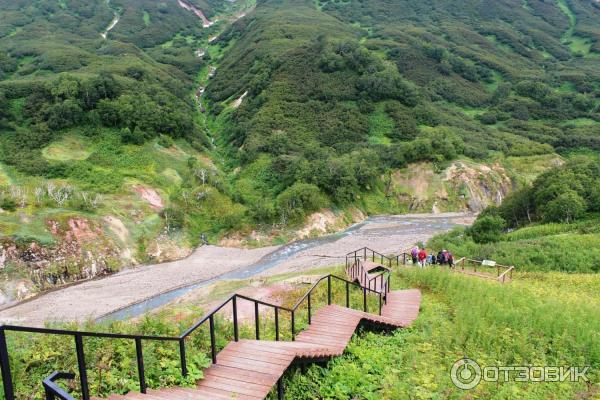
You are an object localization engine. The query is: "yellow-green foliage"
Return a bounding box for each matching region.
[282,269,600,399]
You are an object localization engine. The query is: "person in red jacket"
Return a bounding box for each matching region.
[418,248,428,268]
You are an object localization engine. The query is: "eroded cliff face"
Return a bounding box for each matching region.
[0,217,121,305]
[390,156,562,214]
[441,161,514,212]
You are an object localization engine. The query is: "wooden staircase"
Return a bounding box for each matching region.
[98,290,421,400]
[346,258,391,293]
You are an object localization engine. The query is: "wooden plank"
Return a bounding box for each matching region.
[204,365,279,386]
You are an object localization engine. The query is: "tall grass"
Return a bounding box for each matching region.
[282,269,600,399]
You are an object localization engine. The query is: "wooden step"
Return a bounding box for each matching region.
[96,290,421,400]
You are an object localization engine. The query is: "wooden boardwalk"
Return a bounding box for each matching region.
[100,290,421,400]
[346,259,391,293]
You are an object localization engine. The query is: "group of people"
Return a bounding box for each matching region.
[410,246,454,269]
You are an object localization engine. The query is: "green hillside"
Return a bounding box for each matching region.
[203,0,599,225]
[0,0,599,300]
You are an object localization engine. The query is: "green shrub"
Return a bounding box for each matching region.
[0,196,17,211]
[467,214,506,243]
[540,190,585,223]
[276,183,328,223]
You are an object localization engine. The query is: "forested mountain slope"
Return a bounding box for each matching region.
[0,0,252,303]
[0,0,598,302]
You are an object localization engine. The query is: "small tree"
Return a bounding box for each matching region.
[542,191,586,223]
[467,215,506,244]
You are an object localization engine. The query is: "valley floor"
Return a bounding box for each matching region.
[0,213,472,327]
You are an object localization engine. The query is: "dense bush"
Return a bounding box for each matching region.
[467,213,506,243]
[497,157,600,226]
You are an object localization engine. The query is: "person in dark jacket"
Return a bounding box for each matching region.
[437,250,445,265]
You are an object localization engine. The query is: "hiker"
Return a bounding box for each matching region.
[448,251,455,268]
[429,252,437,265]
[442,250,449,265]
[418,248,427,268]
[437,250,445,265]
[411,246,419,265]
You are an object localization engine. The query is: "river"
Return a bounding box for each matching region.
[0,213,473,327]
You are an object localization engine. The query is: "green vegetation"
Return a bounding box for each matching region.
[283,268,600,399]
[0,0,599,293]
[427,155,600,272]
[204,0,600,228]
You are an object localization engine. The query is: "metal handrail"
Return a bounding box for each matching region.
[0,272,391,400]
[42,372,77,400]
[345,247,401,269]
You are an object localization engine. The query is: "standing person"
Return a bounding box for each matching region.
[411,246,419,265]
[448,251,455,269]
[442,250,449,265]
[437,250,445,265]
[430,252,437,266]
[418,248,427,268]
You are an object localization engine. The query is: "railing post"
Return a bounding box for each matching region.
[209,315,217,364]
[275,307,280,341]
[403,253,406,265]
[345,281,349,308]
[291,311,295,341]
[277,377,284,400]
[74,334,90,400]
[387,274,391,293]
[135,338,146,394]
[379,291,382,316]
[308,292,312,325]
[327,275,332,305]
[363,287,367,312]
[179,339,188,377]
[232,296,239,342]
[0,328,14,400]
[44,386,54,400]
[364,247,366,260]
[255,301,260,340]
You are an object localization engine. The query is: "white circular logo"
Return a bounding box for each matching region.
[451,358,482,390]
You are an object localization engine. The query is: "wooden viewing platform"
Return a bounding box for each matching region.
[97,290,421,400]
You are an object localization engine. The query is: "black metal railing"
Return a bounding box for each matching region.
[345,247,404,270]
[346,258,391,295]
[43,372,77,400]
[0,273,391,400]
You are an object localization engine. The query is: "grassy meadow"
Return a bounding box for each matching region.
[281,268,600,399]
